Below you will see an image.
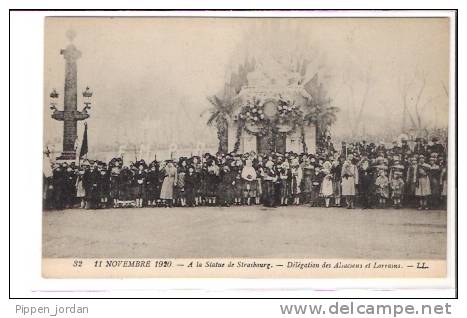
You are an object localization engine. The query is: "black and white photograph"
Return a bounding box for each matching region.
[40,15,454,278]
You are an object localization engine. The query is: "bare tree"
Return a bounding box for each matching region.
[398,68,440,132]
[342,65,373,137]
[441,80,449,97]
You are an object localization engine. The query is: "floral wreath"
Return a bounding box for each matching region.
[238,97,267,125]
[237,97,270,137]
[233,96,306,152]
[274,96,304,135]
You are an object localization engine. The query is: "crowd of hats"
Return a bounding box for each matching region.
[43,135,448,210]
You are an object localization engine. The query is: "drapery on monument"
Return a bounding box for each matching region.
[50,30,90,160]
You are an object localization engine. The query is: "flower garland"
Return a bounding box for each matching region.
[274,97,304,136]
[234,97,306,151]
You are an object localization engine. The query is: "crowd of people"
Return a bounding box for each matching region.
[43,136,448,211]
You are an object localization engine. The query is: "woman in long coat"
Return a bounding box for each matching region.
[192,156,203,206]
[184,166,197,207]
[331,158,342,207]
[301,158,314,204]
[160,161,177,207]
[290,159,302,205]
[83,163,100,209]
[428,156,441,209]
[440,160,448,209]
[109,164,121,208]
[134,164,146,208]
[405,157,418,207]
[358,159,373,209]
[75,169,86,208]
[320,161,334,208]
[341,157,359,209]
[241,159,257,205]
[310,168,323,207]
[232,159,243,205]
[218,165,235,206]
[415,156,431,210]
[176,162,187,207]
[206,160,220,206]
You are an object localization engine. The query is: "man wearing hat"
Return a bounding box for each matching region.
[428,137,445,158]
[414,138,424,156]
[109,159,122,208]
[146,161,160,207]
[51,163,66,209]
[358,157,373,209]
[376,141,387,156]
[83,161,100,209]
[330,156,343,207]
[97,162,110,208]
[401,139,411,155]
[63,162,77,208]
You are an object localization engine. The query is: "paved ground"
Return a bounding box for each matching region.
[42,206,447,259]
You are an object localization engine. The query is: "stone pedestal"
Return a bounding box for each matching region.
[286,131,303,153]
[241,133,257,153]
[226,123,317,154]
[303,125,317,154]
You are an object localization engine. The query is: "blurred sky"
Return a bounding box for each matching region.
[44,17,450,151]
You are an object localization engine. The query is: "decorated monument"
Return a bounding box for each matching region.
[207,53,338,155]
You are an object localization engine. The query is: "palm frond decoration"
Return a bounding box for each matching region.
[206,95,232,125]
[206,95,233,154]
[317,105,339,128]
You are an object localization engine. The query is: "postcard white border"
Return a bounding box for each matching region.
[8,9,457,298]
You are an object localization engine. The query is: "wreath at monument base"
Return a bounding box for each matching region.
[233,97,307,152]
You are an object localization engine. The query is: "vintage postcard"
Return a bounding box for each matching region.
[42,13,455,278]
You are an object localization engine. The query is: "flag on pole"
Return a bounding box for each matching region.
[80,122,88,159]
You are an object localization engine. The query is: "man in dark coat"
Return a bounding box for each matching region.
[184,165,198,207]
[358,158,373,209]
[401,139,411,154]
[146,163,160,206]
[52,164,66,209]
[63,164,77,208]
[109,161,121,208]
[97,164,110,208]
[263,161,278,207]
[428,137,445,158]
[83,162,100,209]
